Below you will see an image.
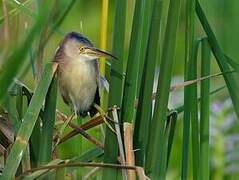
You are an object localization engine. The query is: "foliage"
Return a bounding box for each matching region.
[0,0,239,179]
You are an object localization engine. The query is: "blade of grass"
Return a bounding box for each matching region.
[196,0,239,118]
[103,0,126,178]
[21,146,31,174]
[15,78,23,121]
[55,166,66,180]
[133,0,163,167]
[16,81,43,168]
[1,63,58,179]
[15,85,31,172]
[190,40,200,180]
[99,0,109,76]
[182,0,195,179]
[199,38,211,180]
[166,111,178,170]
[224,55,239,72]
[3,95,21,134]
[145,0,181,178]
[99,0,109,116]
[121,0,154,123]
[29,118,41,168]
[38,74,58,165]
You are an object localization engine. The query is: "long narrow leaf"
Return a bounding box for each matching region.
[121,0,154,123]
[182,0,196,179]
[133,0,163,167]
[2,63,58,179]
[38,74,58,165]
[103,0,126,178]
[166,111,178,169]
[190,40,200,180]
[145,0,181,178]
[199,38,211,180]
[196,0,239,118]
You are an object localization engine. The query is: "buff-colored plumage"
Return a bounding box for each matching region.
[54,32,100,117]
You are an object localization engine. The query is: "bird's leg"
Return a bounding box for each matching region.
[53,113,75,150]
[93,103,116,133]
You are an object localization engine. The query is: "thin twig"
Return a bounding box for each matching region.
[18,162,138,179]
[54,111,104,149]
[65,122,104,150]
[56,114,104,145]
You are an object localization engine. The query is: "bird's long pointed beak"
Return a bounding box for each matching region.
[84,47,117,60]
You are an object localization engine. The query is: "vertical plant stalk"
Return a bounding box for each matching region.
[29,117,41,168]
[133,0,163,167]
[166,111,178,169]
[196,1,239,118]
[182,0,195,179]
[145,0,181,178]
[99,0,109,76]
[199,38,211,180]
[21,147,31,173]
[16,86,31,172]
[103,0,126,179]
[1,63,58,179]
[38,73,58,165]
[124,123,136,180]
[99,0,109,113]
[190,40,200,180]
[121,0,154,123]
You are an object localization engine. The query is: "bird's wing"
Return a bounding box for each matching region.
[95,59,109,95]
[99,75,109,93]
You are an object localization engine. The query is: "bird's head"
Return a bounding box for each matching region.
[61,32,116,61]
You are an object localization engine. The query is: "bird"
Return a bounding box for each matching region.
[53,32,116,118]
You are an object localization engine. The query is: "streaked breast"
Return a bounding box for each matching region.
[58,59,98,112]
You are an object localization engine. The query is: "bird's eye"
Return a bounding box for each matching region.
[79,47,85,53]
